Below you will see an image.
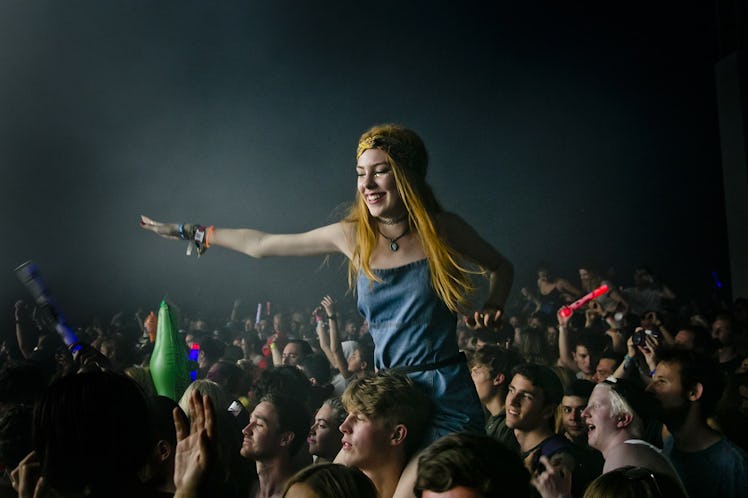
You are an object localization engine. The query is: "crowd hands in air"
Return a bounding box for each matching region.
[2,264,748,498]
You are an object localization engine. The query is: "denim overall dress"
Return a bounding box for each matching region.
[357,259,484,443]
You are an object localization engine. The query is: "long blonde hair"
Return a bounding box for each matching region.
[345,124,476,312]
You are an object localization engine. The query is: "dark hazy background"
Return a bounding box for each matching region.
[0,2,729,329]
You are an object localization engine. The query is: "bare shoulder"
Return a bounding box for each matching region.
[337,220,357,258]
[604,441,666,473]
[603,443,639,471]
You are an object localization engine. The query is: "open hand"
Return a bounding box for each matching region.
[10,451,47,498]
[139,215,184,240]
[531,455,573,498]
[173,390,219,498]
[320,295,336,316]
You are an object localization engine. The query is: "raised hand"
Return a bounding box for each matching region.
[173,391,219,498]
[531,455,573,498]
[10,451,47,498]
[321,295,336,316]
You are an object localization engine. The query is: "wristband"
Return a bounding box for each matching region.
[193,225,207,256]
[649,369,656,377]
[327,315,337,321]
[205,226,215,248]
[270,342,277,350]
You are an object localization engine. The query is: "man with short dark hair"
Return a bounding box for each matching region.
[557,379,604,492]
[647,349,748,498]
[468,345,521,452]
[505,364,587,496]
[414,432,530,498]
[241,393,310,498]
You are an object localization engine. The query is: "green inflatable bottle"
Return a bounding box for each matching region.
[149,301,190,401]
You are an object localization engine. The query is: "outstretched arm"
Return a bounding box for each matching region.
[140,215,353,259]
[557,310,578,372]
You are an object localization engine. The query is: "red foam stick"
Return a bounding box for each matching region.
[558,284,609,318]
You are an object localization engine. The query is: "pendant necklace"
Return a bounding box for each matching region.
[380,225,410,252]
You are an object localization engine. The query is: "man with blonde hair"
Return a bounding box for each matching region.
[337,371,432,498]
[581,378,681,484]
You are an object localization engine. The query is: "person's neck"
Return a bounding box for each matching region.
[485,392,506,417]
[600,429,631,461]
[362,454,407,498]
[515,425,554,453]
[717,345,736,363]
[255,456,293,498]
[375,213,408,226]
[670,408,722,452]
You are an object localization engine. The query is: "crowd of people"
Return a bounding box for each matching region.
[1,124,746,497]
[1,263,747,498]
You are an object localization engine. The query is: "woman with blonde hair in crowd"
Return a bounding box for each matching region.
[141,123,513,441]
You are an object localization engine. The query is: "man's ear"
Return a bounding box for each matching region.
[279,431,295,449]
[492,373,506,387]
[390,424,408,446]
[688,382,704,402]
[615,412,633,429]
[156,440,173,463]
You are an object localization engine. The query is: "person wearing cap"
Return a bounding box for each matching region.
[581,377,682,485]
[647,348,748,498]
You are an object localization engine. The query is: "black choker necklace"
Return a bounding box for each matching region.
[376,213,408,225]
[379,225,410,252]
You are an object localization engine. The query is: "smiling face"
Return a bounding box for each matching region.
[581,384,618,453]
[356,148,405,220]
[307,404,343,460]
[505,374,551,432]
